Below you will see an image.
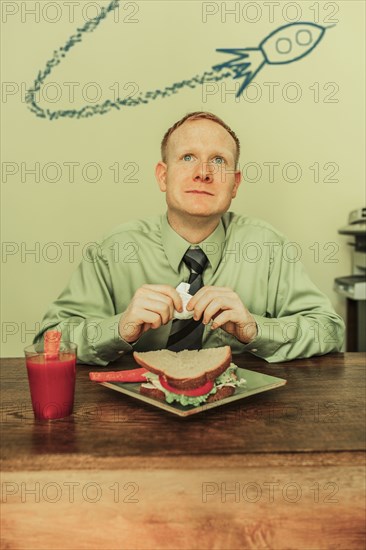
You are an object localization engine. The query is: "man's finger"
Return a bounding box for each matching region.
[186,286,232,310]
[210,310,232,329]
[142,284,183,312]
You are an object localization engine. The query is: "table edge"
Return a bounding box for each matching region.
[1,450,364,472]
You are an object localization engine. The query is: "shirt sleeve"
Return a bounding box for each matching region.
[235,240,345,363]
[33,243,134,366]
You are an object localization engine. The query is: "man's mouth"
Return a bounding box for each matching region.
[186,190,213,195]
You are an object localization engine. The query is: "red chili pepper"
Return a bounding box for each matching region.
[44,330,62,359]
[89,368,149,383]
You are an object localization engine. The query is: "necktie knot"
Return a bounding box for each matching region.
[183,247,208,276]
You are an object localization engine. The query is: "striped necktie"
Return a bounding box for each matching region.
[167,247,209,351]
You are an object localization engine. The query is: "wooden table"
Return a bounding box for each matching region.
[1,353,365,550]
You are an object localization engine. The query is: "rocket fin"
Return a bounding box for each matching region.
[212,48,266,96]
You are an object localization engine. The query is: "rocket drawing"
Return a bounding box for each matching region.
[213,22,332,97]
[25,0,334,121]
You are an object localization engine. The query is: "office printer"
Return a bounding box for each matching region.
[335,207,366,299]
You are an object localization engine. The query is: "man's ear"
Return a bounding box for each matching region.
[231,170,242,198]
[155,161,167,192]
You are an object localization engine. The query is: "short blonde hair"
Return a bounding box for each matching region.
[161,111,240,167]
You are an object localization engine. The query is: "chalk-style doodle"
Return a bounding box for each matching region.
[213,22,333,97]
[25,0,333,121]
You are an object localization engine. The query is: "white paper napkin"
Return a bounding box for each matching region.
[173,282,194,320]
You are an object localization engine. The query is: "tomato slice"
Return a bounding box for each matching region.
[89,368,149,383]
[159,376,214,397]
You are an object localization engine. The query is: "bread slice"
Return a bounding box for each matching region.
[133,346,232,390]
[207,385,235,403]
[140,384,235,403]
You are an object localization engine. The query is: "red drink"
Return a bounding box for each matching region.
[25,346,76,420]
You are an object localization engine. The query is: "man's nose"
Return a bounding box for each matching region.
[193,162,214,183]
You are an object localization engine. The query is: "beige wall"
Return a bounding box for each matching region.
[1,0,365,356]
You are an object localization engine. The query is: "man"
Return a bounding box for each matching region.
[34,112,344,364]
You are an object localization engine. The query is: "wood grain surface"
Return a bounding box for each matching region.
[1,352,365,549]
[1,353,365,470]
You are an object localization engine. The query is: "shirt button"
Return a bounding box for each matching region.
[251,348,258,352]
[118,351,124,355]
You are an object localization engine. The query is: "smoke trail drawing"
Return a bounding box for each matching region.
[25,0,333,121]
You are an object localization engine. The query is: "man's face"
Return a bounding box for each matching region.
[155,119,241,220]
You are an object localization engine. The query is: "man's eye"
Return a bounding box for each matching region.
[183,154,193,161]
[212,156,225,165]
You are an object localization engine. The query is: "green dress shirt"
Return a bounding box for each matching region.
[34,211,345,365]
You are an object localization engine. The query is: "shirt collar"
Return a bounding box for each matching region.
[161,211,225,274]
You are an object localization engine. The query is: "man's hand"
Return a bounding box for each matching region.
[118,284,183,343]
[186,286,257,344]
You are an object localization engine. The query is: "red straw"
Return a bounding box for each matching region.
[44,330,61,360]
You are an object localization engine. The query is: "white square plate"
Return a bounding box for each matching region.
[100,367,287,417]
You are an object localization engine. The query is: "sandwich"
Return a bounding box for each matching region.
[133,346,246,407]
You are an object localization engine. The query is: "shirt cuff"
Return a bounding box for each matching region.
[235,314,283,360]
[91,314,134,364]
